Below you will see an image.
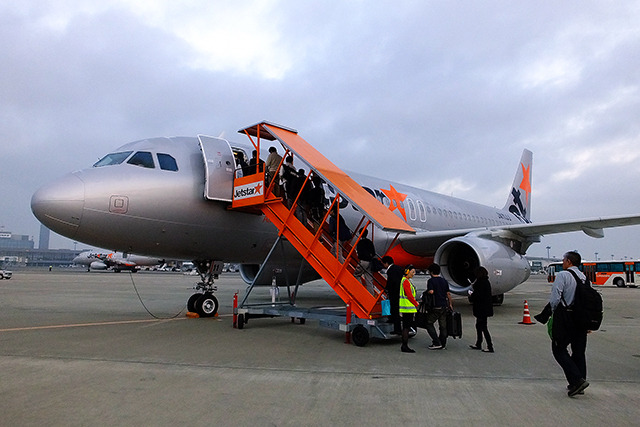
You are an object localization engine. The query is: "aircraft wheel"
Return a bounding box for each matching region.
[352,325,370,347]
[196,293,219,317]
[492,294,504,306]
[187,293,201,312]
[614,277,626,288]
[237,314,245,329]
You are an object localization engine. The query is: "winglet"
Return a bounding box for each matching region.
[503,149,533,223]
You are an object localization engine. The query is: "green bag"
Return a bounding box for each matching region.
[547,315,553,339]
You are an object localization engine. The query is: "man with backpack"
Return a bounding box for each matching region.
[547,251,592,397]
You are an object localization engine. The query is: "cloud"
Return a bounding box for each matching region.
[2,1,640,257]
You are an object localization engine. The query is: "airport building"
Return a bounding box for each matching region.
[0,227,81,268]
[0,230,34,250]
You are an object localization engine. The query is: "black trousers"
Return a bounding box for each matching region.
[552,319,588,386]
[401,312,415,347]
[474,315,493,349]
[389,293,401,333]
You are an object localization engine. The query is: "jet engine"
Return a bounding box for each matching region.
[89,261,108,270]
[434,235,531,296]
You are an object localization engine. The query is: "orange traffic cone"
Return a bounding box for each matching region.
[518,300,536,325]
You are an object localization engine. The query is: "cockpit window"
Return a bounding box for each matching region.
[127,151,155,169]
[157,153,178,171]
[93,151,133,167]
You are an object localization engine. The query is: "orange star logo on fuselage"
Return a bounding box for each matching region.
[381,185,408,221]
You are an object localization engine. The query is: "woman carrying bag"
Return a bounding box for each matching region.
[468,266,494,353]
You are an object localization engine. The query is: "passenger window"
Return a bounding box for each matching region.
[407,198,417,221]
[127,151,155,168]
[93,151,133,167]
[417,200,426,222]
[157,153,178,171]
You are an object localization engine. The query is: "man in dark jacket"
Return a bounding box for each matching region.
[381,255,403,335]
[328,208,351,262]
[355,229,376,293]
[425,263,453,349]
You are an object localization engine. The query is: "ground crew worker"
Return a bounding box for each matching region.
[399,265,419,353]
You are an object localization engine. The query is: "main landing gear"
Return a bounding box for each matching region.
[186,260,222,317]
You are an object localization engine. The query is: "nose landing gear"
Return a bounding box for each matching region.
[186,260,223,317]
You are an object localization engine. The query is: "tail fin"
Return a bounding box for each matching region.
[502,149,532,223]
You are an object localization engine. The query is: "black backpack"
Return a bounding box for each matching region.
[567,269,603,331]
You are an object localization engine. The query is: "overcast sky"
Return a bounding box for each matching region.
[2,1,640,260]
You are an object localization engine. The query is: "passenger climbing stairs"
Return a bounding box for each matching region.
[230,122,414,320]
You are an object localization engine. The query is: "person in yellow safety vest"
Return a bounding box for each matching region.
[399,265,419,353]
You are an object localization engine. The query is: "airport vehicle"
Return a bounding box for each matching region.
[72,250,162,272]
[0,269,12,279]
[547,260,640,288]
[31,121,640,319]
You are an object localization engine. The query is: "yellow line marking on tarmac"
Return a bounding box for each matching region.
[0,318,185,333]
[0,313,234,333]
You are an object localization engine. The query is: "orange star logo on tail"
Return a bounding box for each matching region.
[519,163,531,202]
[381,185,408,221]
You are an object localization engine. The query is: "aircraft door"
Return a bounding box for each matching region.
[198,135,235,201]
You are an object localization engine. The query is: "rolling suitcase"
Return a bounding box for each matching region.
[446,310,462,339]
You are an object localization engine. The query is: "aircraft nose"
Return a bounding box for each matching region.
[31,173,85,239]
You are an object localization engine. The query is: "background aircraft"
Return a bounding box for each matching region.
[72,250,162,272]
[31,124,640,315]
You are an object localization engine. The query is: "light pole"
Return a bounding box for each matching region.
[546,246,551,261]
[595,252,598,261]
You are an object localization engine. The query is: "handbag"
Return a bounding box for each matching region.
[415,302,430,329]
[381,299,391,316]
[421,290,435,312]
[551,304,573,343]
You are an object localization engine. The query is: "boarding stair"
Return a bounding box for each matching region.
[230,122,415,319]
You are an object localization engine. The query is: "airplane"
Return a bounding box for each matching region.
[72,250,163,272]
[31,121,640,317]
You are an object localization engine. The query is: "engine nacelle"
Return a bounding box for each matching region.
[90,261,108,270]
[434,235,531,295]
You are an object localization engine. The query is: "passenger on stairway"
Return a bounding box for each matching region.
[248,150,265,175]
[265,146,283,195]
[355,228,376,294]
[281,156,299,207]
[293,169,312,224]
[234,152,249,178]
[328,207,352,262]
[309,175,327,226]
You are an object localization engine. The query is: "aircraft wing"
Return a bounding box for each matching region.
[399,214,640,255]
[495,214,640,239]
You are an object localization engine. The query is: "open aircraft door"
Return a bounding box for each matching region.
[198,135,235,201]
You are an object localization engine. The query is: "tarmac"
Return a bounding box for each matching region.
[1,269,639,426]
